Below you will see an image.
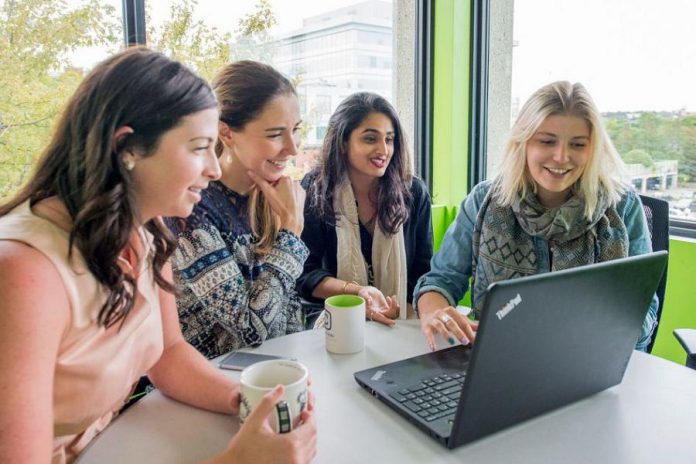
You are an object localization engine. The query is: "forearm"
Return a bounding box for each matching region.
[311,276,362,299]
[148,340,238,414]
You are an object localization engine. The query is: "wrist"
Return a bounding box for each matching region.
[342,280,361,295]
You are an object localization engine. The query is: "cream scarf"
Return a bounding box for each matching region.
[335,180,408,319]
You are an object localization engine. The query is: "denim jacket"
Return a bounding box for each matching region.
[414,181,658,352]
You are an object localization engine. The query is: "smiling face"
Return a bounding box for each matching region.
[228,93,301,183]
[128,108,221,221]
[525,114,592,207]
[345,112,395,182]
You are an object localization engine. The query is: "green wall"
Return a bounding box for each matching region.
[651,238,696,364]
[432,0,470,207]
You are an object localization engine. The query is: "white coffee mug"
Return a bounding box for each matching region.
[324,294,365,354]
[239,359,309,433]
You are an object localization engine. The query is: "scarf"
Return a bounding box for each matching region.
[470,183,629,317]
[335,179,408,319]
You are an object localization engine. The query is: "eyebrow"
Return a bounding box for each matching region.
[189,136,215,142]
[535,131,589,140]
[361,127,395,135]
[264,121,303,132]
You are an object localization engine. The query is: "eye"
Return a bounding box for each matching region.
[539,139,555,145]
[386,137,395,144]
[571,142,587,149]
[194,145,211,152]
[267,133,282,139]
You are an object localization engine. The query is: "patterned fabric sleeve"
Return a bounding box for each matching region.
[165,195,308,359]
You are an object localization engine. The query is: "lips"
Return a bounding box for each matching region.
[268,159,288,169]
[544,167,572,177]
[370,157,387,169]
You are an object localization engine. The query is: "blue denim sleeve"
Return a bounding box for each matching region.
[621,189,659,352]
[413,182,491,311]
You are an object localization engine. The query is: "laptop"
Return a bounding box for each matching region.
[354,251,668,448]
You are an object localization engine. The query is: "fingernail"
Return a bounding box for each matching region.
[460,335,470,345]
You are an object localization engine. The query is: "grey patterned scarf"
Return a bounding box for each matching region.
[470,183,629,316]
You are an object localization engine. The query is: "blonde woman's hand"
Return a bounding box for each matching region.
[248,172,306,236]
[419,304,478,351]
[357,286,398,327]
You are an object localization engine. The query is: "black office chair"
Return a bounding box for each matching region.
[673,329,696,369]
[638,194,669,353]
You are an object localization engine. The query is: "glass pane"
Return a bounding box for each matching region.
[0,0,122,200]
[146,0,396,179]
[489,0,696,224]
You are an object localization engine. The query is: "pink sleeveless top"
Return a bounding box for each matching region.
[0,200,164,463]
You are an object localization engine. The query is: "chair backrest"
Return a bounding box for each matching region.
[639,194,670,352]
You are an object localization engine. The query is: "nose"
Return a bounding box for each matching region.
[376,138,389,156]
[552,142,570,163]
[204,150,222,180]
[283,132,299,157]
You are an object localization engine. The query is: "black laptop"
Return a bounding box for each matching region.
[354,251,668,448]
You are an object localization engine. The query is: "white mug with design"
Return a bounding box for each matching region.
[239,359,309,433]
[324,294,366,354]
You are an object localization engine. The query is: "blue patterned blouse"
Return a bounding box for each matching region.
[165,181,308,359]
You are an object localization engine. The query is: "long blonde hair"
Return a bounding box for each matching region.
[212,61,296,255]
[494,81,626,218]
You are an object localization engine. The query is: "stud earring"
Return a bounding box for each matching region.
[124,159,135,171]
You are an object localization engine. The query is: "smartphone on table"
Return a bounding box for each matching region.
[218,351,286,371]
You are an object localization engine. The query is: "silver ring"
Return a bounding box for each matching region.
[439,314,453,324]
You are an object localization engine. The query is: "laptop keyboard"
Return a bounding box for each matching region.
[388,372,466,422]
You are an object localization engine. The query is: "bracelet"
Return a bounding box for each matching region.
[342,280,359,294]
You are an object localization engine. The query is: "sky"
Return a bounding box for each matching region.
[512,0,696,112]
[65,0,694,113]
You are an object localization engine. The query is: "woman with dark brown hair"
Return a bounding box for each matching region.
[0,48,316,464]
[165,60,307,359]
[299,92,433,326]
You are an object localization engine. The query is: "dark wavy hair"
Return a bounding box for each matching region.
[212,60,297,255]
[0,46,217,328]
[309,92,412,234]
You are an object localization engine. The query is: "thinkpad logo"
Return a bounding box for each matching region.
[496,293,522,320]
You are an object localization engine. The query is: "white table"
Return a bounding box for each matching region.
[78,320,696,463]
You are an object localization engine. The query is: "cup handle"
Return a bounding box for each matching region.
[276,400,292,434]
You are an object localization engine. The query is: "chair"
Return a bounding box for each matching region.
[638,194,669,353]
[673,329,696,369]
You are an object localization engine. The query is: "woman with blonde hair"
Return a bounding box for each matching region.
[165,60,307,358]
[414,81,658,351]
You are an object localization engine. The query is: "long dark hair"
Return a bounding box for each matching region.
[212,60,297,255]
[0,47,217,328]
[309,92,412,234]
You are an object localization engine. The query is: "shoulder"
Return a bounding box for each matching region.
[615,184,641,216]
[466,180,494,207]
[301,170,320,192]
[409,176,430,200]
[0,240,70,325]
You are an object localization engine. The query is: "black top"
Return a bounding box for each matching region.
[298,174,433,303]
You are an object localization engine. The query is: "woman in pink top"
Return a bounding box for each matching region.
[0,47,316,464]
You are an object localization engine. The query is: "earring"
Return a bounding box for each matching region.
[124,159,135,171]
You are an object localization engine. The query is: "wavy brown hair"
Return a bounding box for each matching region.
[309,92,413,234]
[211,60,297,255]
[0,47,217,328]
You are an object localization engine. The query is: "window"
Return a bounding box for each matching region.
[0,0,122,200]
[487,0,696,230]
[146,0,397,179]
